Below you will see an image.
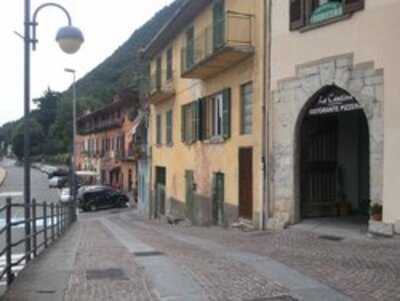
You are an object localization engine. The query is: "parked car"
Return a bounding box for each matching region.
[79,187,129,212]
[48,167,69,179]
[49,176,68,189]
[59,188,72,203]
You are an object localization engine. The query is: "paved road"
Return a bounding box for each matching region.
[0,158,59,211]
[0,158,61,286]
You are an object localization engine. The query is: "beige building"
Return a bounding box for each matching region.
[267,0,400,235]
[144,0,266,227]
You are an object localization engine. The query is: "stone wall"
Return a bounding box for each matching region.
[270,53,384,225]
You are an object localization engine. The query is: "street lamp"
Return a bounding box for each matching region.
[64,68,77,222]
[23,1,84,260]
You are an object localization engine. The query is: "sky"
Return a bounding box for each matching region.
[0,0,174,126]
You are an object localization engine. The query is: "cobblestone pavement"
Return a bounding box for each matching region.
[122,212,400,301]
[64,218,158,301]
[109,215,289,301]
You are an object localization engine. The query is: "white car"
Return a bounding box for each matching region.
[60,188,72,203]
[49,176,67,188]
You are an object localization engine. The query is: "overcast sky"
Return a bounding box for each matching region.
[0,0,174,126]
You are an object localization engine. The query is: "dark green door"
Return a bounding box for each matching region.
[213,0,225,50]
[155,167,166,217]
[212,172,225,226]
[185,170,195,223]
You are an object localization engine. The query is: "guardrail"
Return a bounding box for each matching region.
[0,198,74,287]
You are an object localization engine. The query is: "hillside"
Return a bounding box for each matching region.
[0,0,183,159]
[72,0,184,109]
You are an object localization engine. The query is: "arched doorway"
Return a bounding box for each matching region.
[296,85,370,221]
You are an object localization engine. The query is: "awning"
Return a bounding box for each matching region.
[131,113,144,135]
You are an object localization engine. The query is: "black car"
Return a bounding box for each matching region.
[48,168,69,179]
[79,187,129,212]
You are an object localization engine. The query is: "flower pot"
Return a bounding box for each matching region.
[371,213,382,222]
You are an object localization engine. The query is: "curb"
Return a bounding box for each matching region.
[0,167,7,187]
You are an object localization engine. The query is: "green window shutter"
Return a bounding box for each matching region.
[222,88,231,139]
[166,110,173,144]
[192,101,200,142]
[289,0,305,31]
[198,98,206,141]
[181,106,186,143]
[343,0,365,14]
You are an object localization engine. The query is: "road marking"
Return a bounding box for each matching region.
[0,192,23,198]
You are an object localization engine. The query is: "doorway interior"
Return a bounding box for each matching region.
[298,87,370,225]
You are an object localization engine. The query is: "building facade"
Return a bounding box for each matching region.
[144,0,266,227]
[267,0,400,234]
[76,89,143,203]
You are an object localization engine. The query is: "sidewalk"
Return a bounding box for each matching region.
[1,209,354,301]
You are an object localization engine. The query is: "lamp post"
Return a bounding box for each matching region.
[23,1,84,259]
[65,68,77,222]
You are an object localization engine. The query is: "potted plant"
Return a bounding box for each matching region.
[370,203,383,221]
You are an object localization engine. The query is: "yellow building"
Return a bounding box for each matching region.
[143,0,266,227]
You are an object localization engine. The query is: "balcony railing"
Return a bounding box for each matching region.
[149,69,176,104]
[79,118,124,135]
[181,11,254,79]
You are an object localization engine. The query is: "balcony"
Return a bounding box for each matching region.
[78,118,124,135]
[181,11,254,80]
[149,69,176,104]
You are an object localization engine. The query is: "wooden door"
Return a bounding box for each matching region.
[155,167,166,217]
[212,173,225,226]
[239,148,253,219]
[185,170,195,223]
[301,116,338,218]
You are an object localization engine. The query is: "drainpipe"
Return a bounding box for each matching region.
[261,0,272,230]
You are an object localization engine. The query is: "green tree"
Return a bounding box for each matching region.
[12,118,44,161]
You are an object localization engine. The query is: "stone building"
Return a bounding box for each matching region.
[76,89,143,203]
[266,0,400,235]
[143,0,266,227]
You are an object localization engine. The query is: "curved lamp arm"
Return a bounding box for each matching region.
[31,2,73,50]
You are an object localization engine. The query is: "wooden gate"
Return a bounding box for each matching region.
[301,116,338,218]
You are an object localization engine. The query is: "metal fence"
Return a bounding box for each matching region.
[0,198,74,286]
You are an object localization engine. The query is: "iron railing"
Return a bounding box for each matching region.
[0,197,74,287]
[181,11,254,75]
[149,69,175,97]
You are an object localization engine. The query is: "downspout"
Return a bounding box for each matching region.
[262,0,272,230]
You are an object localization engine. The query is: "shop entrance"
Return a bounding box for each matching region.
[298,85,370,220]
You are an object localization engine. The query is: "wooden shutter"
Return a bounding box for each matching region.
[193,101,200,143]
[289,0,305,31]
[198,98,206,141]
[181,106,186,143]
[222,88,231,139]
[343,0,364,14]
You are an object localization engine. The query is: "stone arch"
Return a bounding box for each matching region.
[269,54,384,227]
[293,84,370,222]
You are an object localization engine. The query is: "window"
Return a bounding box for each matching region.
[166,110,173,145]
[156,114,162,145]
[289,0,364,31]
[185,27,195,69]
[182,88,231,144]
[156,56,162,90]
[241,82,253,135]
[181,102,198,144]
[166,47,173,81]
[200,88,231,141]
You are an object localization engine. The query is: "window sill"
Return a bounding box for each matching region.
[299,14,352,33]
[204,136,225,144]
[166,143,174,148]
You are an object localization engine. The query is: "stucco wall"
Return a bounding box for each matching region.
[149,0,265,227]
[270,0,399,224]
